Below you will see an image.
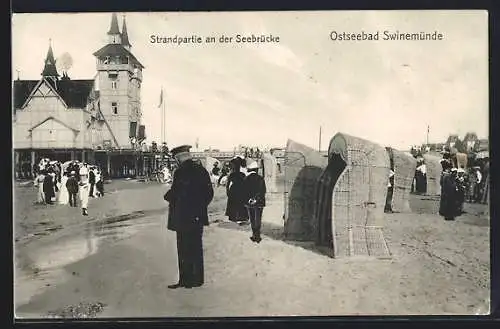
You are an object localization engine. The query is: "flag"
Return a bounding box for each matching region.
[158,88,163,108]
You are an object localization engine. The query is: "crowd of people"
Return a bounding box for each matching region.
[438,154,489,221]
[163,146,267,289]
[33,159,105,216]
[411,151,489,208]
[205,157,267,241]
[408,147,489,222]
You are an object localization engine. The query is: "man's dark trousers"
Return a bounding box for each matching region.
[176,225,204,287]
[247,207,263,239]
[69,192,77,207]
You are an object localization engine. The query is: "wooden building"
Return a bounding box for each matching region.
[13,13,147,179]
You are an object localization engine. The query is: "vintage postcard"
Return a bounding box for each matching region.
[12,10,489,318]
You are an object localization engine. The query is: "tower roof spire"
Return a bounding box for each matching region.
[41,39,59,77]
[108,13,120,35]
[121,14,131,47]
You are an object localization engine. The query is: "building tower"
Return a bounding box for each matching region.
[41,39,60,86]
[92,13,144,149]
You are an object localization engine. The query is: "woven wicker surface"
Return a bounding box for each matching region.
[262,153,278,193]
[423,154,442,196]
[391,148,417,213]
[315,133,391,259]
[283,139,328,241]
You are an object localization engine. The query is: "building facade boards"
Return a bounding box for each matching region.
[13,13,147,178]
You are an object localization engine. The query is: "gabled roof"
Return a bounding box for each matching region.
[13,78,94,110]
[92,44,144,69]
[13,80,39,108]
[20,77,68,109]
[28,116,80,133]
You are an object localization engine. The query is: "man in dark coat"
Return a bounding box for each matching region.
[66,171,79,207]
[243,161,266,243]
[439,164,459,221]
[88,167,96,197]
[164,145,214,289]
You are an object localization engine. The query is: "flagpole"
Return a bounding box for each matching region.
[318,125,322,152]
[160,87,164,144]
[163,92,166,144]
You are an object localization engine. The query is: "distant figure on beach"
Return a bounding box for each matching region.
[384,169,395,213]
[88,167,96,198]
[66,171,79,207]
[43,168,55,205]
[79,164,90,216]
[34,170,46,204]
[57,172,69,205]
[164,145,214,289]
[225,157,247,223]
[95,168,104,197]
[211,162,220,185]
[243,161,266,243]
[439,164,459,221]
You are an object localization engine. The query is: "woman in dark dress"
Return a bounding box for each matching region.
[225,158,247,222]
[439,163,458,221]
[43,168,55,205]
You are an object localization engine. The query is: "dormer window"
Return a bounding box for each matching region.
[121,56,129,64]
[103,56,110,64]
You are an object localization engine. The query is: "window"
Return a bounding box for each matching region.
[111,81,117,89]
[112,102,118,114]
[103,56,110,64]
[121,56,129,64]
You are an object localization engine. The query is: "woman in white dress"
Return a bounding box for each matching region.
[93,169,101,197]
[34,171,46,204]
[57,172,69,205]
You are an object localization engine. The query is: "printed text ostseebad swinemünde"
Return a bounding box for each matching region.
[330,30,444,41]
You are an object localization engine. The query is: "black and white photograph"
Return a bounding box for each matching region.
[12,10,489,317]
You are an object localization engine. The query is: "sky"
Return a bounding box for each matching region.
[12,11,488,151]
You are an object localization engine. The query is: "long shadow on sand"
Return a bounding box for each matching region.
[216,220,331,258]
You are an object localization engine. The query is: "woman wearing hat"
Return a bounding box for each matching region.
[57,171,70,205]
[243,160,267,243]
[79,164,90,216]
[34,170,46,204]
[43,168,56,205]
[225,157,247,223]
[439,163,459,221]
